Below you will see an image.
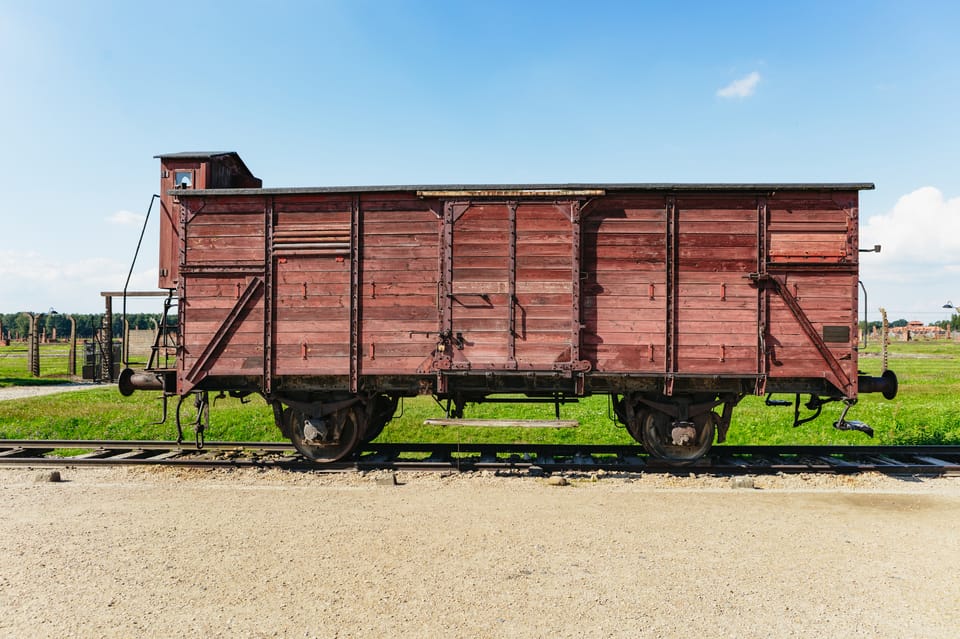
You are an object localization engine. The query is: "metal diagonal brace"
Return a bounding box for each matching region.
[183,276,265,391]
[750,273,854,396]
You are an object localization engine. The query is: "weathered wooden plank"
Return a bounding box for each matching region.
[187,198,265,215]
[515,255,573,269]
[515,243,574,257]
[453,268,510,281]
[582,332,665,346]
[275,360,349,375]
[272,306,348,320]
[585,345,664,371]
[363,221,438,235]
[187,222,264,238]
[769,221,848,232]
[181,356,264,374]
[185,248,265,263]
[584,245,665,260]
[587,319,665,334]
[453,232,511,246]
[450,281,508,295]
[583,297,667,311]
[675,330,758,346]
[275,269,351,283]
[275,342,351,358]
[182,307,265,324]
[360,198,437,212]
[185,236,266,252]
[362,306,438,321]
[362,234,439,247]
[361,323,438,338]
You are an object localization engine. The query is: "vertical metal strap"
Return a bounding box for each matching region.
[438,202,457,394]
[756,196,769,393]
[507,201,517,367]
[263,198,274,395]
[847,197,860,350]
[569,201,583,366]
[664,196,678,391]
[176,200,189,393]
[349,195,361,394]
[441,203,456,334]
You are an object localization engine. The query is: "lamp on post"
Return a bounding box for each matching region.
[944,301,958,340]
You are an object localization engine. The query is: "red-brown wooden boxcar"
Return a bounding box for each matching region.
[120,152,897,462]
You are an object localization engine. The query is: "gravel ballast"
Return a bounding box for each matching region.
[1,467,958,638]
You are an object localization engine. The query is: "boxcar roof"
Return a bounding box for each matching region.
[168,182,873,197]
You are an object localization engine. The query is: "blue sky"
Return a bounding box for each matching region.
[1,0,958,320]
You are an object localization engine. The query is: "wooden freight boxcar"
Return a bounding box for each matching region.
[119,152,897,462]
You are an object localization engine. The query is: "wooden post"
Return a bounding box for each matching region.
[29,314,40,377]
[68,316,77,377]
[102,296,114,382]
[123,318,130,368]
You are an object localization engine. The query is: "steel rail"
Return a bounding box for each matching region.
[0,440,958,475]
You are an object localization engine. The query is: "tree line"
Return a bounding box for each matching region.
[0,313,162,341]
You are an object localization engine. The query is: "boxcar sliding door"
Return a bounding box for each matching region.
[271,196,353,382]
[444,201,583,371]
[673,195,761,377]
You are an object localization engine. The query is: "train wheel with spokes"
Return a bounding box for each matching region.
[640,410,716,463]
[286,406,361,463]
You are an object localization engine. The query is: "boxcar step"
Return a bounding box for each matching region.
[423,419,579,428]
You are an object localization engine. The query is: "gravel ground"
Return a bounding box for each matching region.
[1,467,958,638]
[0,383,102,402]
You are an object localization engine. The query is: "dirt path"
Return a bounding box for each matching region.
[1,467,958,638]
[0,383,102,402]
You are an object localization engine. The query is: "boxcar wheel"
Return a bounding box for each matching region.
[286,406,361,463]
[625,408,648,443]
[641,410,716,463]
[361,395,399,443]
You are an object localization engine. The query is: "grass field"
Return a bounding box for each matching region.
[0,341,958,446]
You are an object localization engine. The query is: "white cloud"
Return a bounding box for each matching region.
[859,186,960,318]
[861,187,960,266]
[717,71,761,99]
[106,210,146,226]
[0,250,158,313]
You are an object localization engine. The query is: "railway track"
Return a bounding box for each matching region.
[1,440,958,475]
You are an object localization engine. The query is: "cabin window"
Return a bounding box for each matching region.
[174,170,194,188]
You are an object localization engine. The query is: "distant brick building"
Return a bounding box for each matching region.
[886,320,947,341]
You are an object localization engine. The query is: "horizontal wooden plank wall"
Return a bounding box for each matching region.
[514,203,575,368]
[582,197,667,372]
[360,196,440,374]
[273,197,353,376]
[765,192,858,392]
[675,195,760,374]
[451,204,511,365]
[173,185,862,398]
[179,197,266,389]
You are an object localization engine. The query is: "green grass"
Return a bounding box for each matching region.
[0,341,958,446]
[0,343,74,386]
